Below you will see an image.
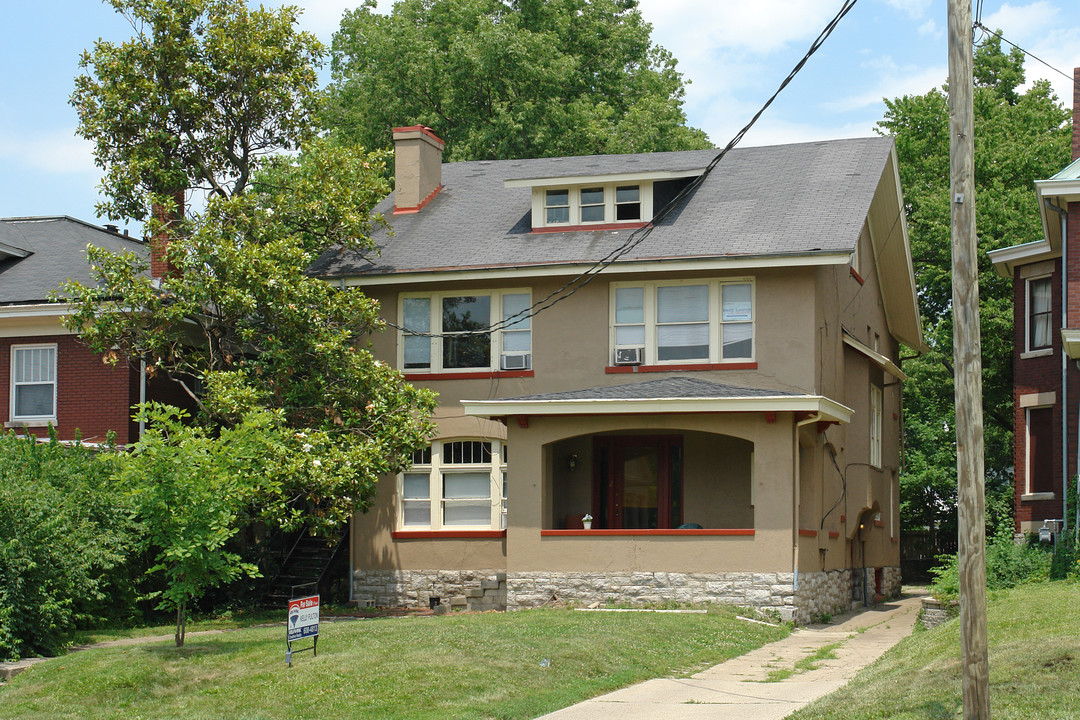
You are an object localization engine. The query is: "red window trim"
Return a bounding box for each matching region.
[404,370,534,381]
[798,529,818,537]
[828,531,840,539]
[531,222,649,234]
[606,362,757,374]
[391,530,506,540]
[541,528,754,537]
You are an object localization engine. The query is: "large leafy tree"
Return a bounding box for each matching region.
[68,1,436,541]
[323,0,711,161]
[878,36,1071,536]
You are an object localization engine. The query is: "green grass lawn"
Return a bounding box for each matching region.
[0,606,788,720]
[790,581,1080,719]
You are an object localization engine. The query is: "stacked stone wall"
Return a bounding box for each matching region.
[352,569,507,611]
[793,569,852,623]
[882,566,903,597]
[507,571,799,621]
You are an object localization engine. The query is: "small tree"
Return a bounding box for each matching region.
[119,403,308,646]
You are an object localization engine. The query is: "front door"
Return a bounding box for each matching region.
[593,436,682,529]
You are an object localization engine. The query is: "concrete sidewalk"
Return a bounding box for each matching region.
[536,590,924,720]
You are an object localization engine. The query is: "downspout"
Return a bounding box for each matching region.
[793,413,824,595]
[138,359,147,440]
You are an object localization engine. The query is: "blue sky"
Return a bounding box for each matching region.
[3,0,1079,235]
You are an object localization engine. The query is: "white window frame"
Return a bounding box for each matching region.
[609,278,755,365]
[532,182,652,228]
[869,384,882,468]
[398,289,532,373]
[1025,275,1053,353]
[397,439,507,531]
[10,343,57,425]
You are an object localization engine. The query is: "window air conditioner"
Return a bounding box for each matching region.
[614,347,644,365]
[500,353,531,371]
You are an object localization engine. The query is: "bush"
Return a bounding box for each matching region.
[929,520,1053,601]
[0,432,136,659]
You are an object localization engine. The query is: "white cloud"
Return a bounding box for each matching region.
[0,126,96,176]
[918,19,938,36]
[289,0,395,40]
[825,63,947,112]
[882,0,932,19]
[980,2,1057,38]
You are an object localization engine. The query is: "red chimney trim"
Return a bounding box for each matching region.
[393,184,443,214]
[392,125,445,149]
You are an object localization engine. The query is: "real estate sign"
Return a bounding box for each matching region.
[288,595,320,642]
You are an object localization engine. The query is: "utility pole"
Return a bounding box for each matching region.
[947,0,990,717]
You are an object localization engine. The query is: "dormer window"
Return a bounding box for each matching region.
[545,190,570,224]
[506,167,703,231]
[580,188,605,222]
[616,185,641,221]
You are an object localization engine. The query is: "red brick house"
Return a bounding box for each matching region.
[0,216,154,444]
[988,70,1080,537]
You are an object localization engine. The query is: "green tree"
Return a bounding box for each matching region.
[68,0,435,556]
[323,0,711,162]
[878,36,1071,536]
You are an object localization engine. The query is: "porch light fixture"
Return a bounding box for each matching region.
[567,453,579,471]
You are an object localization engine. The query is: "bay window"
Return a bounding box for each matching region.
[399,440,507,530]
[611,280,754,365]
[400,290,531,372]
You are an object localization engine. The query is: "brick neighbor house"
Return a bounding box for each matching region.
[310,127,925,623]
[988,69,1080,538]
[0,215,178,445]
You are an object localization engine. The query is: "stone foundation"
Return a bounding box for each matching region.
[352,569,507,611]
[352,566,902,624]
[507,571,801,621]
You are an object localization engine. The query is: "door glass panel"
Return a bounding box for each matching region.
[621,445,659,529]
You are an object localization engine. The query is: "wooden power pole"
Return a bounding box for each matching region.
[947,0,990,717]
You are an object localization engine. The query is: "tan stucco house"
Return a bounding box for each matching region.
[311,127,924,623]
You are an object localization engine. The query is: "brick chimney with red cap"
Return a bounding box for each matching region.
[392,126,444,214]
[149,189,184,279]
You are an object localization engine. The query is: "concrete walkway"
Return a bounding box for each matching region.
[536,590,925,720]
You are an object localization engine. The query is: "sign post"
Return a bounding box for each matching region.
[286,593,320,666]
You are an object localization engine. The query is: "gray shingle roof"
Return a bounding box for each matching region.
[0,217,147,304]
[493,376,797,402]
[309,136,894,278]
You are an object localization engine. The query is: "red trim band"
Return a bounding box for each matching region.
[531,222,649,234]
[391,530,506,540]
[391,125,445,147]
[798,529,818,537]
[394,184,443,214]
[404,370,534,381]
[874,520,885,528]
[541,528,754,537]
[850,266,865,285]
[605,362,757,374]
[828,531,840,539]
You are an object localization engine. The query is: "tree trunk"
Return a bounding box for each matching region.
[175,602,187,647]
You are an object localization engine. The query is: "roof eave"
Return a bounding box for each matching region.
[461,394,853,424]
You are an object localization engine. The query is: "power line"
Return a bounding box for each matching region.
[973,21,1074,85]
[387,0,861,339]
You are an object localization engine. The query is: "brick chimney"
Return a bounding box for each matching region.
[392,126,444,214]
[150,189,185,279]
[1073,68,1080,160]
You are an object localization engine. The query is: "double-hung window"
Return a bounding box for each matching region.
[399,440,507,530]
[400,290,532,372]
[611,280,754,365]
[11,344,57,423]
[1027,276,1052,351]
[869,384,882,468]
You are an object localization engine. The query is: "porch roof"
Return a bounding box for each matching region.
[460,377,852,423]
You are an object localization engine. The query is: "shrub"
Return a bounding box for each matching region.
[0,432,136,659]
[929,521,1052,601]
